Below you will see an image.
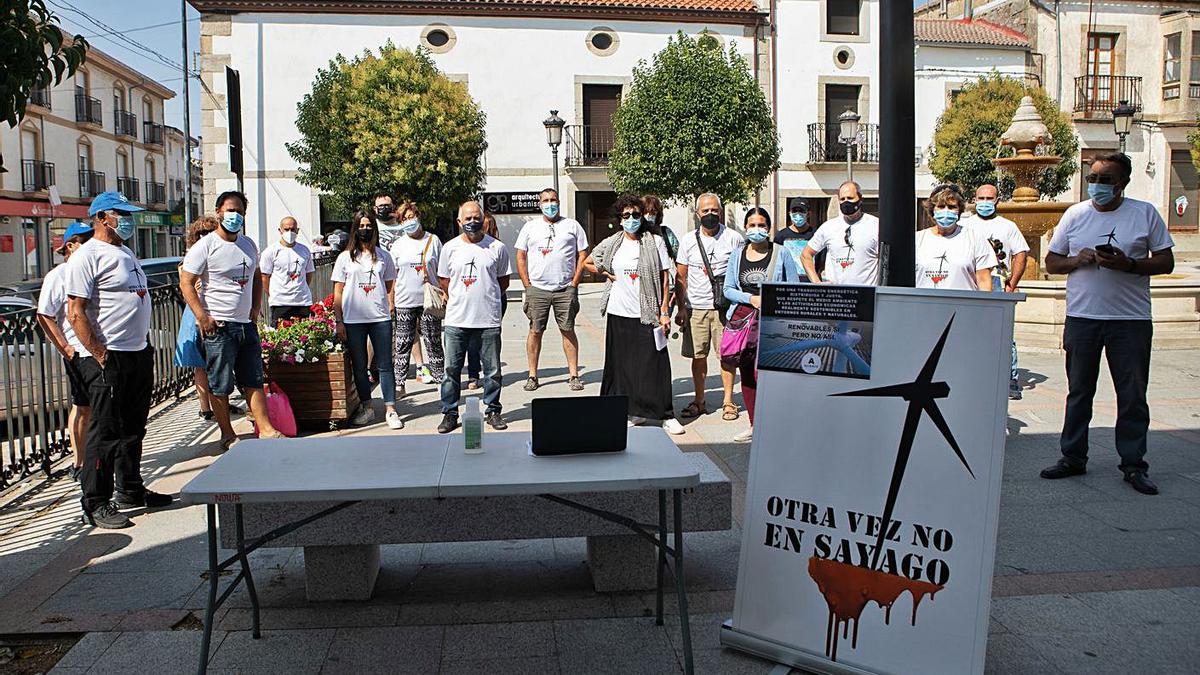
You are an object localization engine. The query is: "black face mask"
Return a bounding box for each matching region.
[355,228,374,243]
[700,214,721,230]
[375,205,394,219]
[839,200,861,216]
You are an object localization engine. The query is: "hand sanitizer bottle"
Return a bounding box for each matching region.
[463,397,484,454]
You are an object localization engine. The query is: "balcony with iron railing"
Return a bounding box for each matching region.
[147,181,166,205]
[564,124,615,167]
[78,169,106,199]
[1073,75,1143,119]
[806,123,881,164]
[30,87,51,110]
[116,176,140,202]
[143,121,164,145]
[74,93,102,126]
[21,160,55,192]
[114,110,138,138]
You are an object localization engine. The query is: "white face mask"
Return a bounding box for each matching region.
[281,230,298,245]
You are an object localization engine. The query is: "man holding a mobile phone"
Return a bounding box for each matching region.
[1040,153,1175,495]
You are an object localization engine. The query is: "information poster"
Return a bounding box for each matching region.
[758,285,875,378]
[722,286,1018,675]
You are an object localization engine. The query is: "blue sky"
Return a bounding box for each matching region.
[50,0,202,136]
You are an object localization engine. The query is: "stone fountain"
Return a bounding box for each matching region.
[991,96,1070,280]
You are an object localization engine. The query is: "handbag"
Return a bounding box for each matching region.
[258,382,298,438]
[695,230,730,321]
[420,236,446,319]
[719,306,758,366]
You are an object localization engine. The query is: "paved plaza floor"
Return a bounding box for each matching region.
[0,285,1196,674]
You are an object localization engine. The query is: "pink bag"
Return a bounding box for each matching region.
[719,306,759,366]
[258,382,298,438]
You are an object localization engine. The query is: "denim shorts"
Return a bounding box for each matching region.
[203,321,264,396]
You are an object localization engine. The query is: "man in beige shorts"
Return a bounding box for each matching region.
[675,194,745,421]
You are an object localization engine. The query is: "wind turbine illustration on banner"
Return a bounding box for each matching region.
[759,320,870,376]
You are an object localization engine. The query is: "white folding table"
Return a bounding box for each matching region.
[180,428,700,675]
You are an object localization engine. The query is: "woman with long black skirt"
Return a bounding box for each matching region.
[584,194,683,435]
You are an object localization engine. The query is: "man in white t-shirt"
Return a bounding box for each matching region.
[436,200,512,433]
[66,192,171,528]
[36,222,94,482]
[373,192,406,250]
[801,180,881,286]
[1039,153,1175,496]
[515,188,589,392]
[963,183,1031,399]
[259,216,315,326]
[675,193,745,422]
[180,191,282,449]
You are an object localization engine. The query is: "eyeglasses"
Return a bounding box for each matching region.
[1085,173,1118,185]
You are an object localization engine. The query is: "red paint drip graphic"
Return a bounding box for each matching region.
[930,275,946,285]
[628,272,638,281]
[840,261,852,268]
[807,557,943,662]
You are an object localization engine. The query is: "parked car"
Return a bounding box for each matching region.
[0,296,35,316]
[0,257,182,306]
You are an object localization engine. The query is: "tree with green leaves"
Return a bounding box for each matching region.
[286,42,487,227]
[607,32,779,206]
[1189,112,1200,171]
[929,73,1078,199]
[0,0,89,173]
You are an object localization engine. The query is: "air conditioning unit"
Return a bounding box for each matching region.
[0,216,10,225]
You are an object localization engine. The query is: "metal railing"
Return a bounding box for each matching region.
[0,254,337,491]
[1073,75,1142,116]
[30,87,51,109]
[117,176,140,202]
[143,121,164,145]
[78,169,106,199]
[147,181,166,205]
[564,124,615,167]
[21,160,54,192]
[807,122,881,164]
[75,93,102,125]
[114,109,138,137]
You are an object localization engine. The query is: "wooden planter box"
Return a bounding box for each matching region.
[265,351,360,429]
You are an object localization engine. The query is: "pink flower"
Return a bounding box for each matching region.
[299,335,309,343]
[283,354,296,364]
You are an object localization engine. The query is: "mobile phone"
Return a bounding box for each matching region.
[1095,244,1116,255]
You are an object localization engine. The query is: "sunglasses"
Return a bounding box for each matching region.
[988,237,1007,262]
[622,211,642,219]
[1085,173,1119,185]
[843,225,853,249]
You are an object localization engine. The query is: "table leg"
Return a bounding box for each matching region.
[198,504,218,675]
[656,489,667,626]
[234,504,261,639]
[673,489,693,675]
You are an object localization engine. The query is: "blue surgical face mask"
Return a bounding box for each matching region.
[645,214,657,224]
[621,217,641,234]
[462,219,483,234]
[221,211,244,233]
[974,200,996,217]
[746,227,769,244]
[114,215,135,241]
[541,202,559,219]
[1088,183,1116,206]
[933,209,959,230]
[401,218,421,235]
[789,212,806,227]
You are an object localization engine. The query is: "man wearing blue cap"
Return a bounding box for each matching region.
[66,191,172,529]
[36,222,95,481]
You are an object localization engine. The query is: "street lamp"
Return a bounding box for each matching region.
[1112,100,1135,154]
[838,109,861,181]
[543,109,565,195]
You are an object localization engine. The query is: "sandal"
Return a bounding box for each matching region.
[219,436,239,451]
[523,377,539,392]
[680,402,707,418]
[722,404,739,421]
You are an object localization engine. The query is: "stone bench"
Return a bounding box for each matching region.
[218,452,732,601]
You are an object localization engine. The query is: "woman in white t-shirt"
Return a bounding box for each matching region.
[333,210,400,430]
[915,184,997,292]
[388,200,445,393]
[584,194,683,435]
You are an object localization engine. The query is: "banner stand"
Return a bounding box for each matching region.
[719,620,879,675]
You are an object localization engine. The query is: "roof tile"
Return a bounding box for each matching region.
[914,19,1030,48]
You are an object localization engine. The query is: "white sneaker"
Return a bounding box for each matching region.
[662,418,685,435]
[351,405,376,426]
[628,416,648,427]
[385,410,404,430]
[417,366,435,384]
[734,428,753,443]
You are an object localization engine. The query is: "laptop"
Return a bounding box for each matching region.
[531,395,629,456]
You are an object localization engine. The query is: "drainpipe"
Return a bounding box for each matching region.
[769,0,779,226]
[965,0,974,20]
[1055,0,1062,105]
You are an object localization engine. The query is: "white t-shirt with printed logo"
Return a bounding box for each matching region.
[437,234,512,329]
[514,217,589,291]
[607,235,671,319]
[1048,198,1174,320]
[914,227,997,291]
[676,225,745,309]
[37,263,91,358]
[183,234,260,323]
[389,231,442,309]
[962,213,1030,281]
[332,248,398,324]
[806,214,881,285]
[64,239,151,352]
[259,241,315,308]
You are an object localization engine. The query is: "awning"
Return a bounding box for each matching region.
[0,198,89,219]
